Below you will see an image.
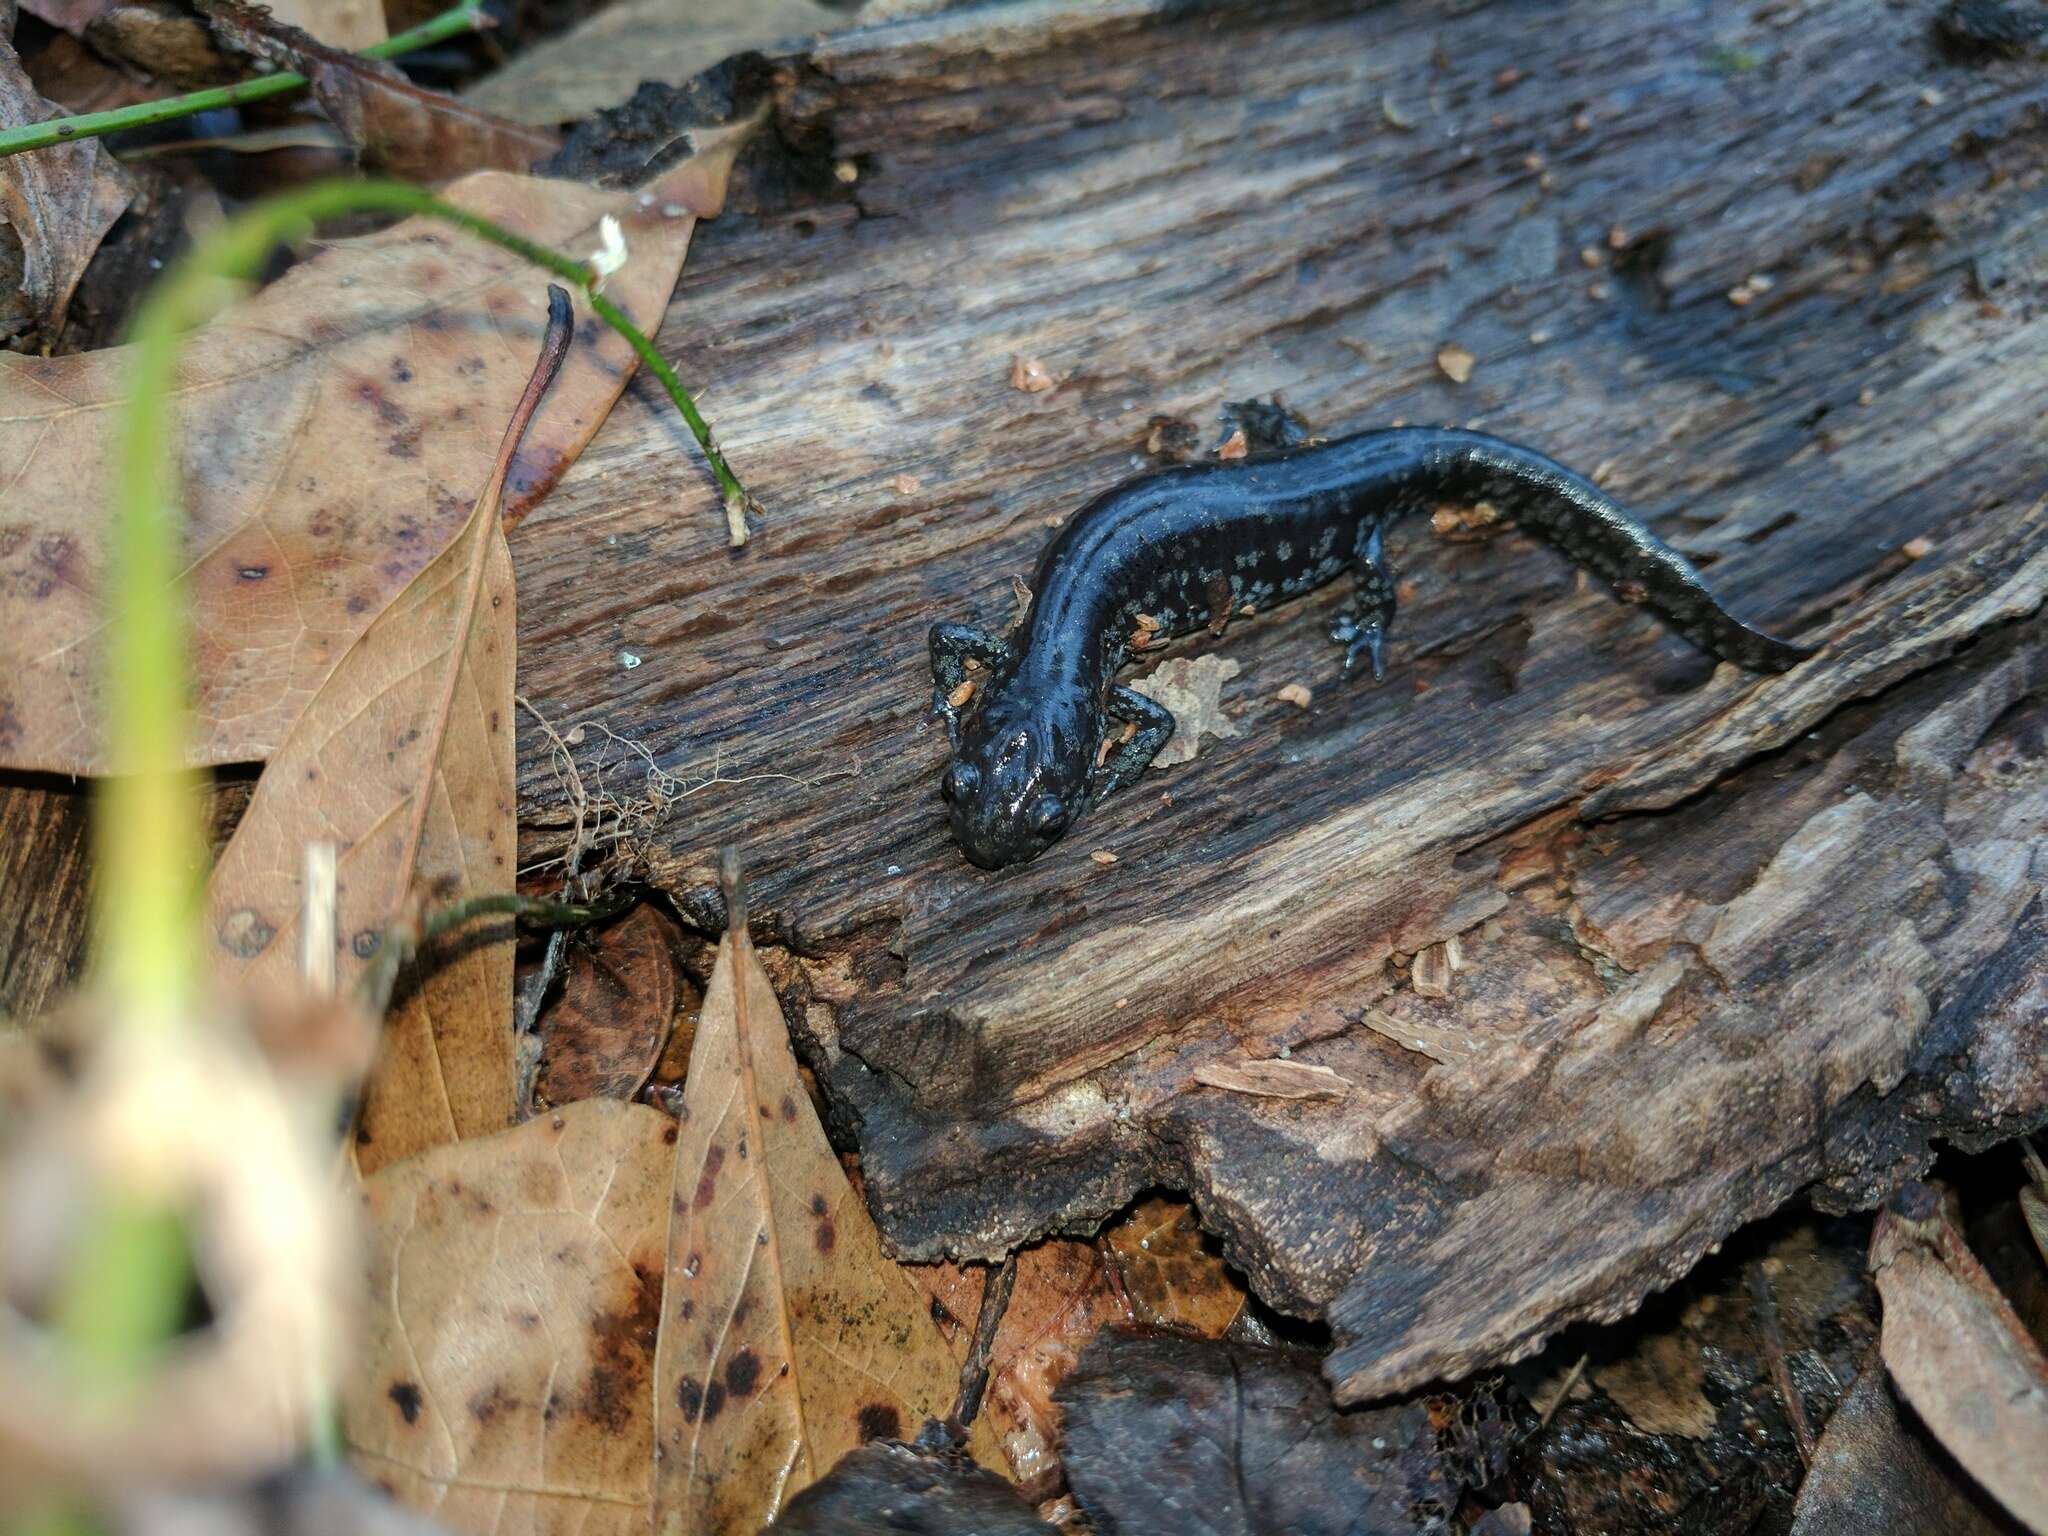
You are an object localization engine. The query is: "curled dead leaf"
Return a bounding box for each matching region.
[1870,1182,2048,1532]
[0,32,135,349]
[197,0,560,181]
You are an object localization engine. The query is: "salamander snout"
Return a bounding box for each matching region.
[939,721,1089,869]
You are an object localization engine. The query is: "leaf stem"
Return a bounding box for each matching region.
[0,0,490,160]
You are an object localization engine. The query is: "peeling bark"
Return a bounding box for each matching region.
[510,0,2048,1399]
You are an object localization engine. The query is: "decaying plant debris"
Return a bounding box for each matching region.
[0,0,2044,1532]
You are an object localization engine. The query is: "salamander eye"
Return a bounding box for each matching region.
[1028,794,1068,837]
[941,763,979,803]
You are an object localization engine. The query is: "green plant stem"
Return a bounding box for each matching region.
[81,176,739,1391]
[0,0,489,160]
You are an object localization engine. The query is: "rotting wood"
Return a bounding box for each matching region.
[503,0,2048,1400]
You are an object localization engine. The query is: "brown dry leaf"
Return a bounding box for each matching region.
[346,1097,676,1534]
[1871,1182,2048,1532]
[533,903,683,1109]
[1102,1197,1246,1339]
[206,291,572,1177]
[655,864,1009,1533]
[1191,1056,1350,1101]
[1129,655,1242,768]
[0,139,743,777]
[0,32,135,349]
[1588,1330,1717,1440]
[198,0,559,180]
[22,3,238,89]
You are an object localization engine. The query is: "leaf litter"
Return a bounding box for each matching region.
[0,131,747,777]
[197,0,563,181]
[1869,1181,2048,1531]
[346,1097,677,1534]
[206,285,573,1178]
[0,28,135,350]
[655,852,1009,1533]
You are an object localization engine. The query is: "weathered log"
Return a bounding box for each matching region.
[507,0,2048,1400]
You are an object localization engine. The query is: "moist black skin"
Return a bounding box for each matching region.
[928,426,1813,870]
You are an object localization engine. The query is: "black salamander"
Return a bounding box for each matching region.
[927,426,1812,869]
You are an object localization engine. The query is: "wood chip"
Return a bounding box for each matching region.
[1436,343,1476,384]
[1411,942,1455,998]
[1089,850,1118,866]
[1192,1057,1351,1100]
[1010,356,1058,393]
[948,680,976,709]
[1216,428,1249,460]
[890,473,922,495]
[1901,536,1934,560]
[1276,683,1313,709]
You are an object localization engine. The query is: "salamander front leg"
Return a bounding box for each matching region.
[1330,521,1398,680]
[1095,685,1176,799]
[928,622,1014,742]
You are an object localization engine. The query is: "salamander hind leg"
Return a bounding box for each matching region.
[1330,521,1398,680]
[928,622,1014,740]
[1096,685,1176,798]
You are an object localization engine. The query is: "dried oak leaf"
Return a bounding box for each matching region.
[0,32,134,349]
[1056,1330,1457,1536]
[0,140,743,777]
[346,1098,675,1534]
[1870,1182,2048,1531]
[197,0,559,181]
[655,895,1010,1533]
[1103,1196,1247,1339]
[205,290,574,1176]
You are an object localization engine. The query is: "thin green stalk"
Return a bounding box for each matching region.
[80,176,741,1389]
[0,0,489,160]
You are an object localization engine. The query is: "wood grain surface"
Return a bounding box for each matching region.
[504,0,2048,1398]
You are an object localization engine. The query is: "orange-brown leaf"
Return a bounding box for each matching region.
[1103,1196,1247,1339]
[0,148,739,777]
[346,1098,674,1534]
[654,906,1009,1533]
[533,903,685,1109]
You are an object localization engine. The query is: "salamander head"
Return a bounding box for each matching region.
[940,692,1095,869]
